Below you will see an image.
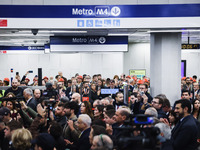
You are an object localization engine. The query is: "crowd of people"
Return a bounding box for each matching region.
[0,72,200,150]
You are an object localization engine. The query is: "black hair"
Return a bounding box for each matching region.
[91,125,107,137]
[181,89,190,95]
[65,101,80,115]
[91,119,106,129]
[6,120,22,131]
[105,109,115,119]
[131,92,138,98]
[174,99,191,113]
[49,121,62,139]
[193,75,197,79]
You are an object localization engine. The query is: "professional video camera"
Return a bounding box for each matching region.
[44,99,57,111]
[43,82,57,99]
[113,114,160,150]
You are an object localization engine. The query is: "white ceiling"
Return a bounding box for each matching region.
[0,28,200,46]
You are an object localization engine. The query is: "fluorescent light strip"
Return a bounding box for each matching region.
[149,29,200,33]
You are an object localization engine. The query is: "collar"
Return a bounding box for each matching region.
[26,97,32,104]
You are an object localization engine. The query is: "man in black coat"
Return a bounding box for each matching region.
[171,99,198,150]
[23,88,38,112]
[4,79,23,97]
[68,114,91,150]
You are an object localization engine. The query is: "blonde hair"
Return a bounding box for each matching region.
[12,128,32,150]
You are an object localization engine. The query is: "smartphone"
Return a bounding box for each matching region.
[16,72,19,75]
[140,91,144,96]
[28,70,33,73]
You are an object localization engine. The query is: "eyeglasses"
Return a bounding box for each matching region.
[152,101,159,104]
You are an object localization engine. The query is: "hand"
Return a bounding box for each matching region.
[37,104,46,117]
[106,124,113,135]
[20,101,28,110]
[97,90,101,96]
[49,111,54,121]
[142,94,148,104]
[25,71,29,76]
[64,139,73,145]
[160,118,170,127]
[68,120,75,131]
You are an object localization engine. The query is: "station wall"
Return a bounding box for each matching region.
[0,43,199,81]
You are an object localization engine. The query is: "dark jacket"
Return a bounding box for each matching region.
[26,97,38,112]
[171,115,198,150]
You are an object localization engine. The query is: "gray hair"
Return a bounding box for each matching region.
[155,122,171,140]
[93,134,113,150]
[24,88,33,96]
[78,114,91,127]
[145,107,158,118]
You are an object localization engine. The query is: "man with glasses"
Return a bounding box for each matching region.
[151,96,167,119]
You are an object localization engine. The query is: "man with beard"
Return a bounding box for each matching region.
[4,79,23,97]
[113,92,127,110]
[171,99,198,150]
[34,89,41,103]
[63,101,79,140]
[54,103,67,128]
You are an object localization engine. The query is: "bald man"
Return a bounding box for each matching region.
[4,79,23,97]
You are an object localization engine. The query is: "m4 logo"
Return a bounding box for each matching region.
[95,6,110,17]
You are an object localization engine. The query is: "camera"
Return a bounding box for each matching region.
[44,100,56,111]
[140,91,144,96]
[113,114,160,150]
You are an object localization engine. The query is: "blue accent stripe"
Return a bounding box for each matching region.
[50,36,128,45]
[0,46,44,50]
[0,4,200,18]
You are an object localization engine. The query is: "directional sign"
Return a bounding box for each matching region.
[111,7,121,16]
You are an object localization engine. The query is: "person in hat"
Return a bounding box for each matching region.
[77,75,83,88]
[3,78,10,86]
[0,107,12,124]
[24,78,30,86]
[33,133,55,150]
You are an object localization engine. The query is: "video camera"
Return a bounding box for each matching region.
[113,114,160,150]
[44,99,57,111]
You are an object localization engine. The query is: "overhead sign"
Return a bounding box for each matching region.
[50,36,128,52]
[101,89,119,94]
[182,44,200,49]
[0,4,200,28]
[0,46,44,51]
[0,5,200,18]
[129,69,146,79]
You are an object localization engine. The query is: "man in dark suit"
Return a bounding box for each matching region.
[171,99,198,150]
[71,114,91,150]
[23,88,38,112]
[112,107,130,147]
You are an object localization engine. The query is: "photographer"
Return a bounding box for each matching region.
[82,81,90,97]
[138,84,153,103]
[43,82,57,100]
[57,81,67,101]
